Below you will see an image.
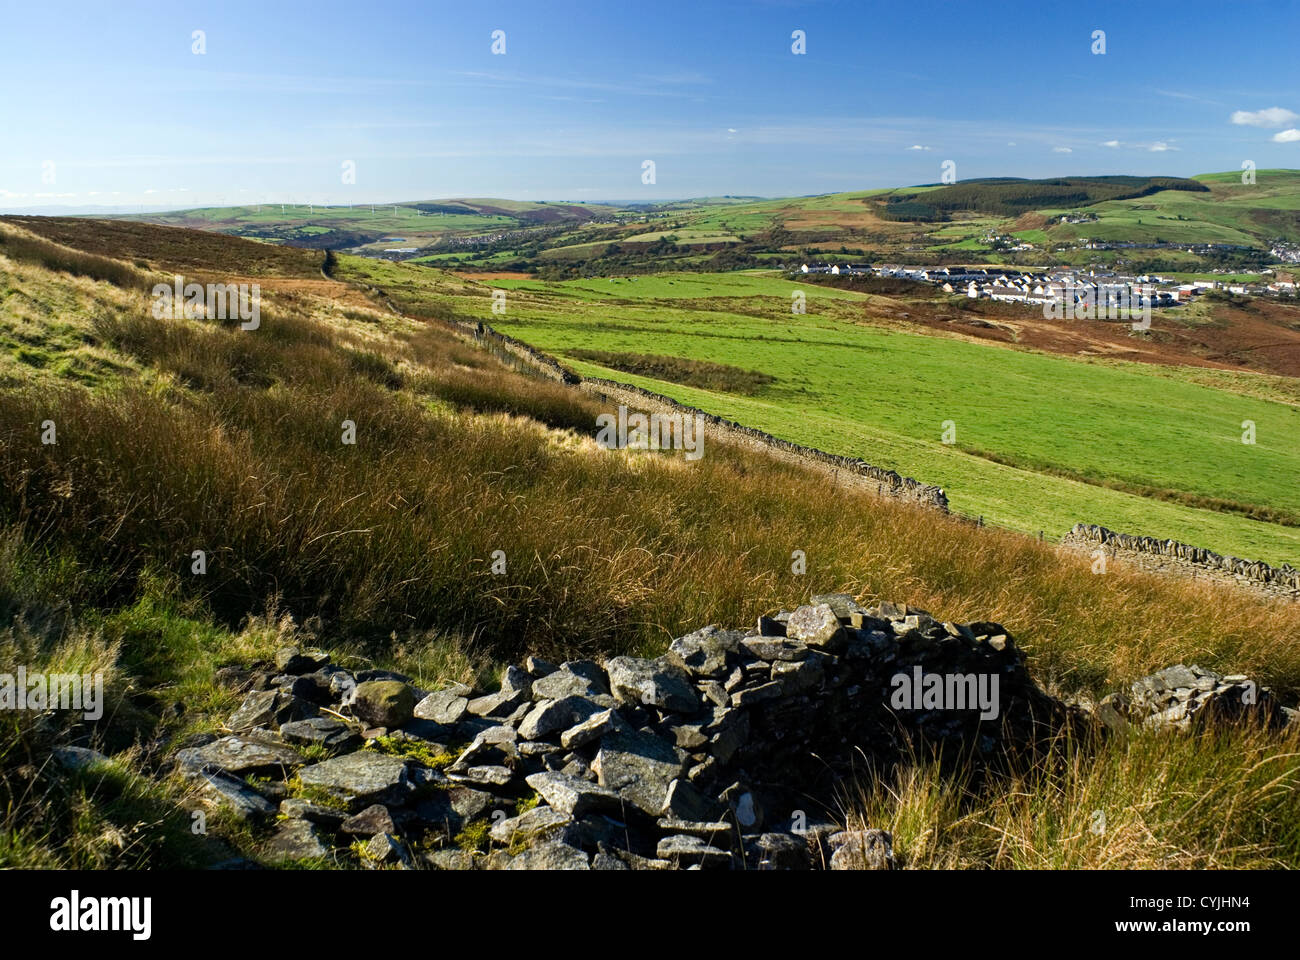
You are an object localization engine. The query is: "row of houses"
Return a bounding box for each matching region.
[798,262,1194,308]
[798,261,1296,306]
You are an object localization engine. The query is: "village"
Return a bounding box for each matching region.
[797,261,1298,309]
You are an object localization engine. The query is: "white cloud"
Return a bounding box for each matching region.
[1006,141,1016,147]
[1231,107,1299,128]
[1052,146,1072,153]
[907,144,931,151]
[1273,128,1300,143]
[1148,141,1173,152]
[1102,140,1120,148]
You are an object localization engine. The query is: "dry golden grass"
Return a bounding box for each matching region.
[843,720,1300,868]
[3,218,1300,868]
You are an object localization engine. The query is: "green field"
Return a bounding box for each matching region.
[397,267,1300,564]
[121,170,1300,275]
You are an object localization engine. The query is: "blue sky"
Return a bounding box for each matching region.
[2,0,1298,210]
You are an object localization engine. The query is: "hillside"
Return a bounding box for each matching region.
[3,217,1300,871]
[321,259,1300,566]
[109,171,1300,282]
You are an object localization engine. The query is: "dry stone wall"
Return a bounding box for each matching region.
[447,315,948,507]
[1065,523,1300,601]
[179,595,1291,870]
[432,311,1296,597]
[181,597,1074,870]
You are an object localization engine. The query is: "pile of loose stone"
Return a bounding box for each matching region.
[174,596,1289,870]
[1094,663,1292,733]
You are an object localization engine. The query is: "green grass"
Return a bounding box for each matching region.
[5,219,1300,871]
[455,269,1300,564]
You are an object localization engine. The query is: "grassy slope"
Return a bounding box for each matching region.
[441,270,1300,563]
[651,171,1300,253]
[4,220,1300,869]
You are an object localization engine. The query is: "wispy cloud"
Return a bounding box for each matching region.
[1154,88,1223,106]
[448,69,710,99]
[1274,129,1300,143]
[1231,106,1299,127]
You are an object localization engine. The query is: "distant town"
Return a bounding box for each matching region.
[797,260,1298,310]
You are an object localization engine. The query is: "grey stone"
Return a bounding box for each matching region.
[559,708,623,749]
[605,656,701,714]
[451,725,518,769]
[228,689,314,733]
[525,656,559,677]
[1157,664,1200,690]
[52,745,111,772]
[771,653,826,693]
[341,804,396,836]
[669,625,744,678]
[446,765,514,788]
[421,849,476,870]
[266,819,331,861]
[489,805,572,844]
[279,797,346,829]
[466,687,528,718]
[810,593,869,620]
[532,663,608,701]
[828,829,895,870]
[657,818,733,842]
[506,840,590,870]
[501,665,533,698]
[356,669,414,684]
[740,637,808,662]
[593,728,686,816]
[364,832,409,865]
[670,723,708,750]
[297,751,410,811]
[661,777,724,822]
[732,681,785,707]
[195,771,277,822]
[525,771,623,817]
[560,756,592,780]
[699,681,729,708]
[656,834,732,868]
[413,689,469,725]
[447,786,498,821]
[352,680,416,728]
[785,604,846,650]
[193,735,303,778]
[747,832,812,869]
[279,717,361,752]
[274,645,328,675]
[518,696,603,741]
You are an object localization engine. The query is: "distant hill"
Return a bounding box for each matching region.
[83,170,1300,273]
[872,176,1209,221]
